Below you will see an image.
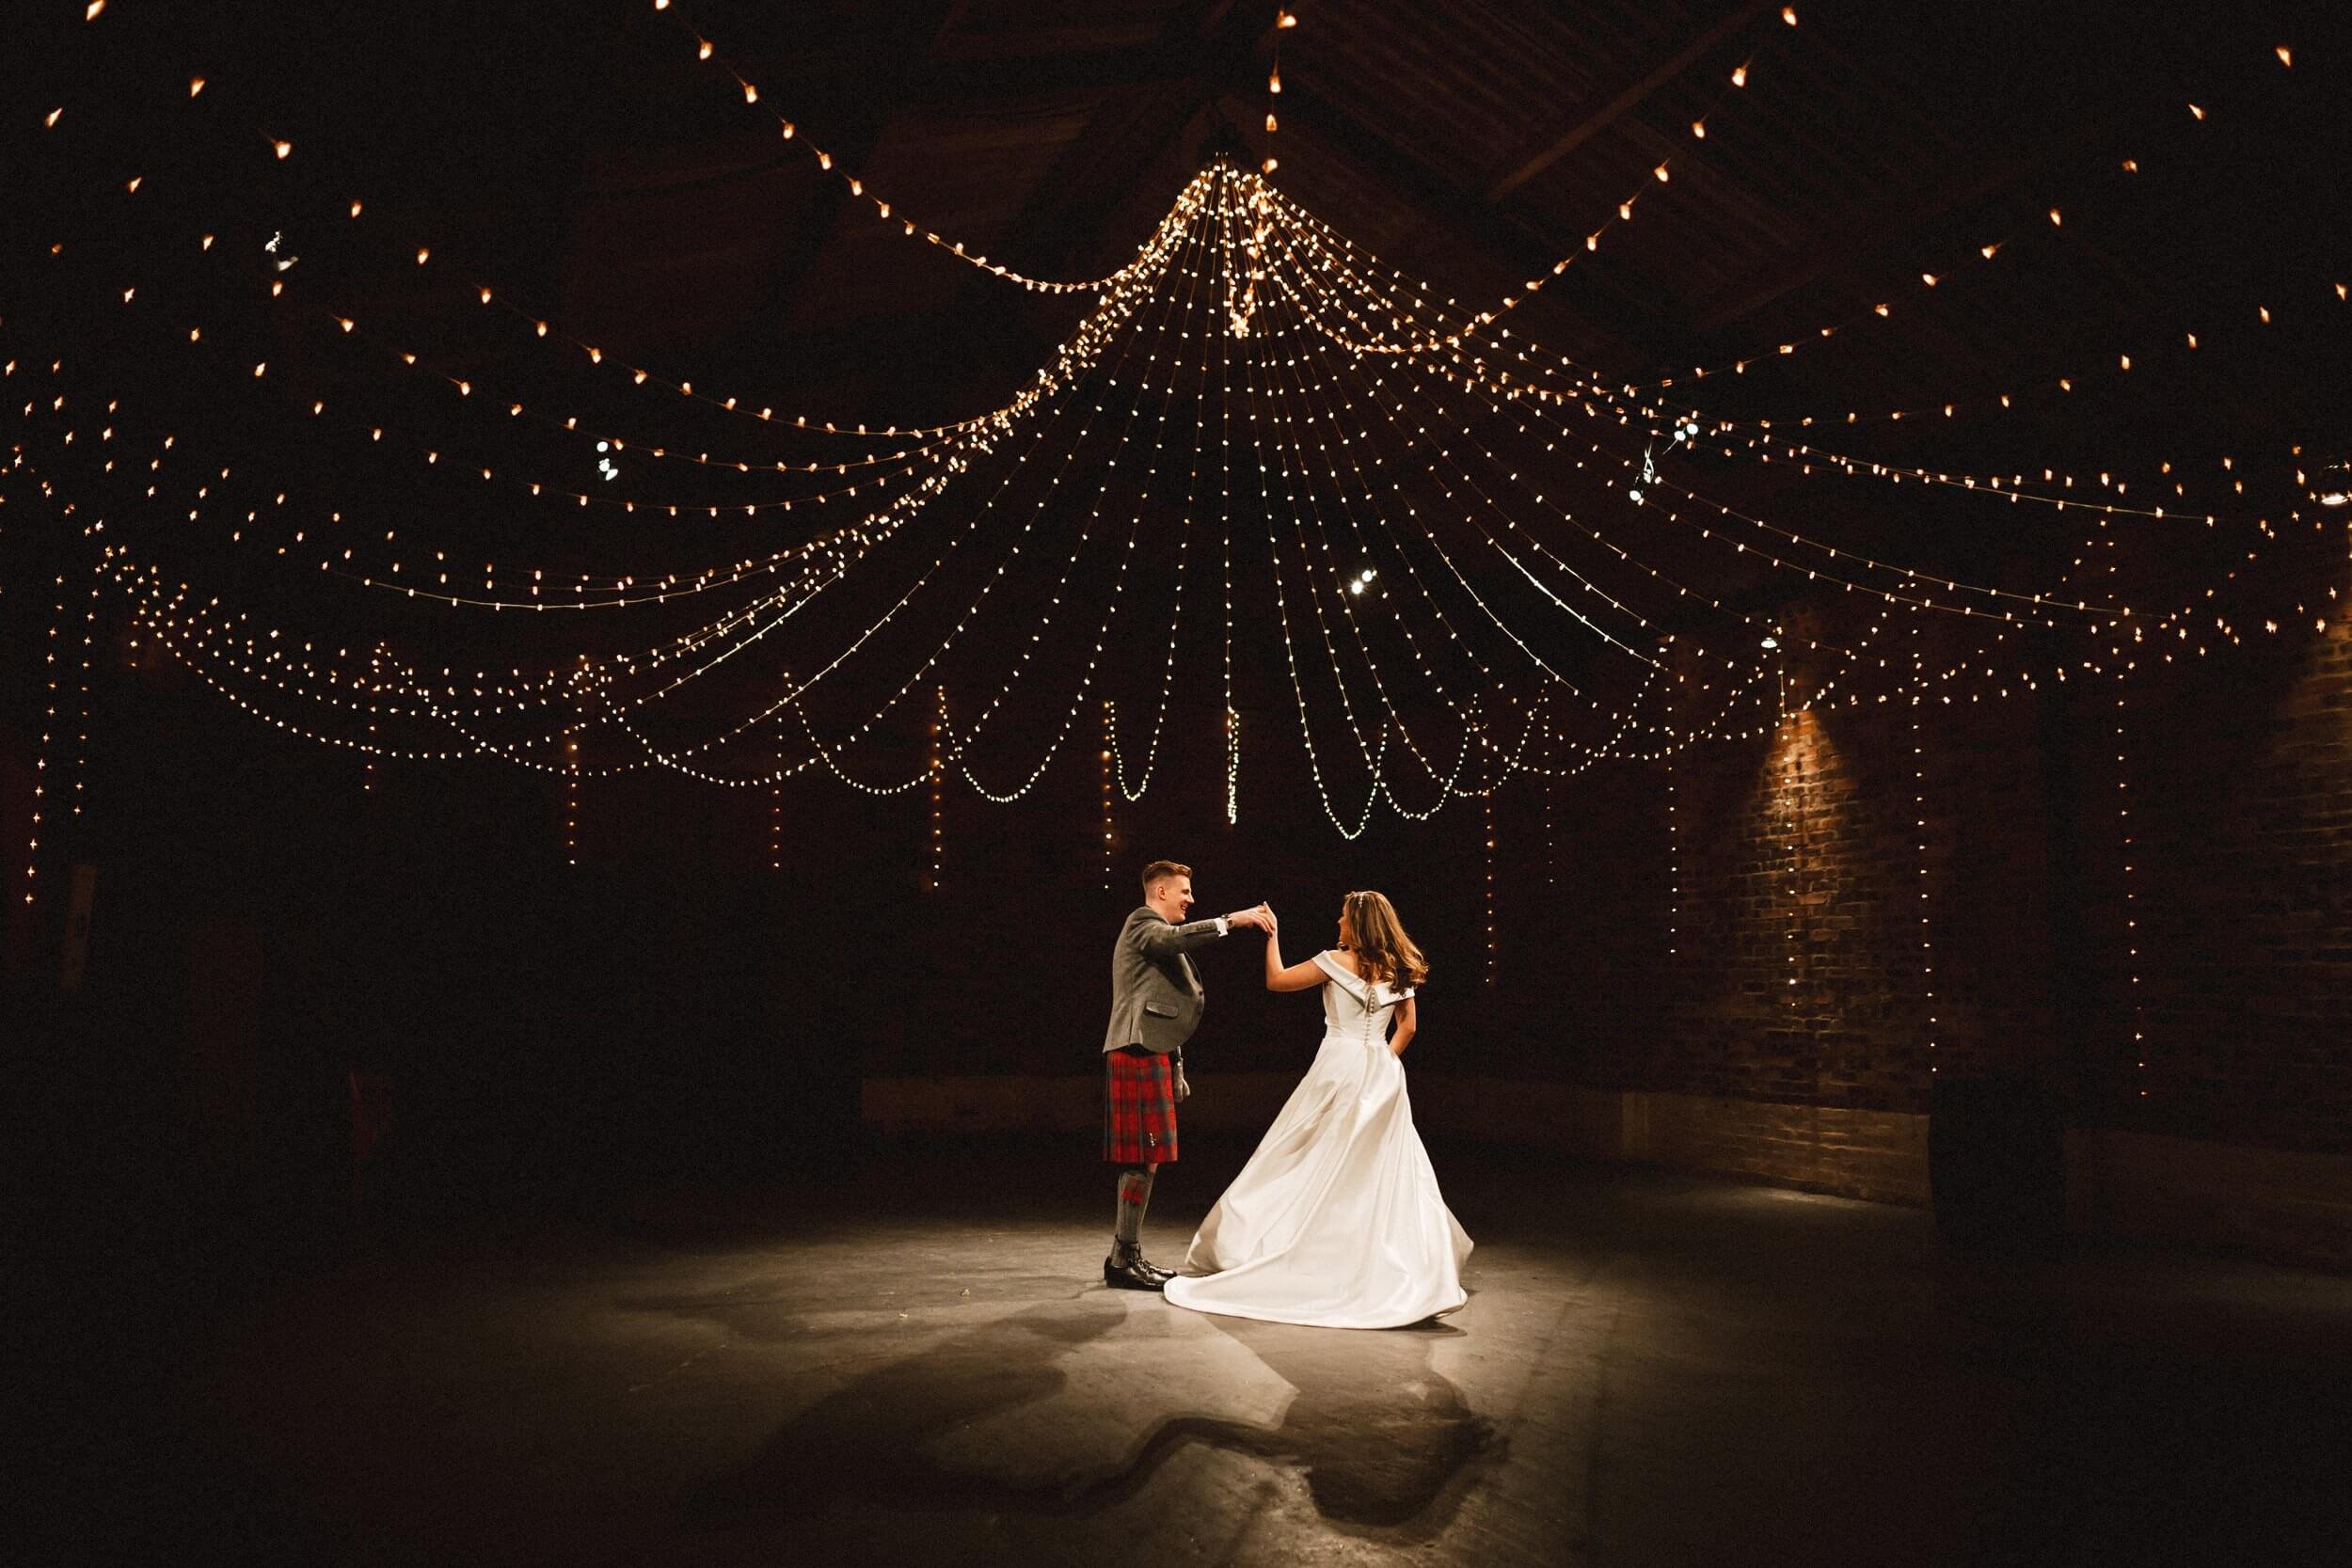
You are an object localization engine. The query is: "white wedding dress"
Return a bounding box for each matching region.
[1164,951,1471,1328]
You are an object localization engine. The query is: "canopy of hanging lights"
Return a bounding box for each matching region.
[6,0,2343,890]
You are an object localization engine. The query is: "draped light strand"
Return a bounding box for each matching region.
[2117,668,2145,1095]
[48,190,1214,766]
[36,63,1215,438]
[1263,281,1811,764]
[926,188,1225,801]
[16,330,984,615]
[664,6,1178,295]
[1295,10,1787,359]
[22,572,68,905]
[787,182,1221,799]
[1261,215,1759,784]
[1246,264,1390,837]
[928,687,945,892]
[1483,771,1498,987]
[1271,186,2295,553]
[68,554,103,823]
[1252,318,1491,816]
[1100,699,1115,891]
[1271,239,1801,709]
[1665,751,1679,957]
[1275,223,2137,627]
[1279,230,2014,713]
[11,115,2328,848]
[1912,686,1935,1071]
[1253,255,1783,771]
[770,767,784,873]
[105,515,873,736]
[1104,201,1215,803]
[1251,37,2329,442]
[563,732,580,865]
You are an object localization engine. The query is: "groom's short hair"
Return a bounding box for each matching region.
[1139,859,1191,893]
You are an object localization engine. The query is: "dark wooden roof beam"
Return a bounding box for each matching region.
[1482,0,1772,206]
[1686,153,2035,336]
[1274,77,1671,364]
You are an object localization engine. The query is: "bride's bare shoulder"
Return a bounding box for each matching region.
[1323,948,1360,975]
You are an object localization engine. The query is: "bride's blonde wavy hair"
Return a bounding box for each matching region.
[1340,890,1427,992]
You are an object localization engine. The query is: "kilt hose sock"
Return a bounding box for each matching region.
[1113,1164,1157,1251]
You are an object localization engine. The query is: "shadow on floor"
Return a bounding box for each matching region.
[679,1294,1501,1540]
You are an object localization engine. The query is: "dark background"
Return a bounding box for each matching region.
[5,0,2350,1272]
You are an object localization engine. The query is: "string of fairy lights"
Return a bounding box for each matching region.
[1482,770,1497,987]
[23,149,2314,780]
[0,166,1204,799]
[1301,17,2330,435]
[1102,163,1222,807]
[1100,700,1116,892]
[1785,711,1804,1027]
[2116,664,2145,1095]
[9,1,2339,1107]
[1266,183,2344,879]
[1911,671,1936,1074]
[1664,750,1679,958]
[929,686,946,893]
[771,736,785,873]
[1262,226,1835,764]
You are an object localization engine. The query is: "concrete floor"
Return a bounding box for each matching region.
[48,1142,2352,1566]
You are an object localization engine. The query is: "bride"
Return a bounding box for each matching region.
[1163,891,1472,1329]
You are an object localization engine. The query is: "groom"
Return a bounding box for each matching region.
[1101,859,1268,1291]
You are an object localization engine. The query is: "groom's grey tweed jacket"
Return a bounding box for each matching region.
[1103,906,1229,1054]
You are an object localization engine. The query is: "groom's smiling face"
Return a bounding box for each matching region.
[1151,876,1195,922]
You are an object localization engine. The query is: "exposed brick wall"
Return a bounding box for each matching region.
[2107,558,2352,1154]
[1500,643,2059,1125]
[1623,1090,1931,1206]
[1473,524,2352,1165]
[1651,705,1931,1111]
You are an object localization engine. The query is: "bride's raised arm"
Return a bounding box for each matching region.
[1263,905,1328,992]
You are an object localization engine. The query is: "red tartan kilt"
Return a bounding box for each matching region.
[1103,1047,1180,1164]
